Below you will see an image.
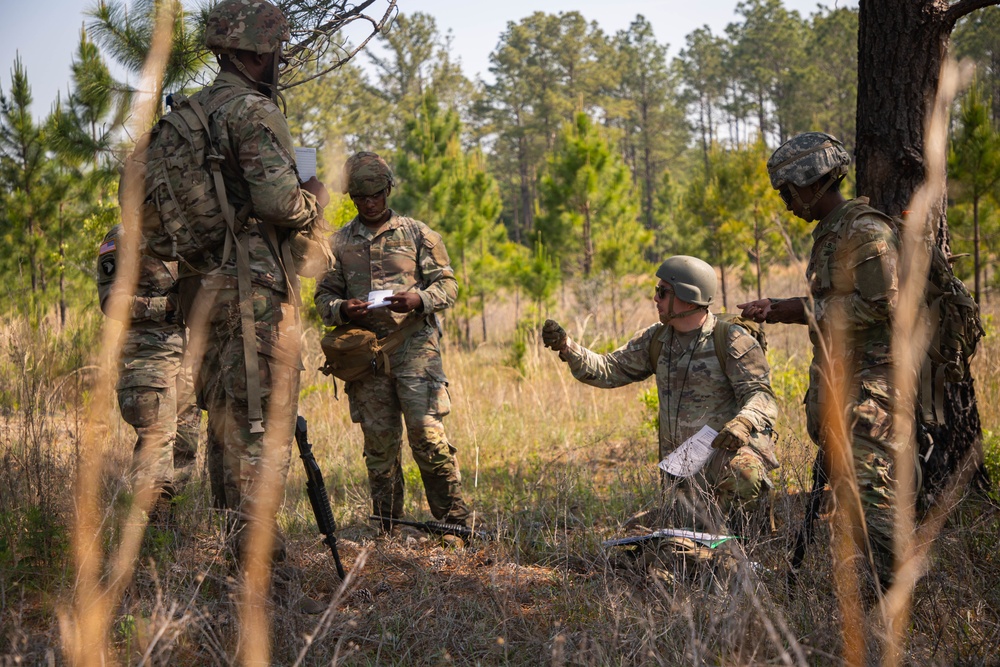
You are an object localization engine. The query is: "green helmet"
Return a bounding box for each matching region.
[343,152,395,196]
[205,0,290,55]
[656,256,716,307]
[767,132,850,190]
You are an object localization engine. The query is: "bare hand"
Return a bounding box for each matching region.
[340,298,371,321]
[302,176,330,208]
[384,292,422,313]
[737,299,772,323]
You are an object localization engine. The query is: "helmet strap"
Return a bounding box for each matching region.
[662,293,708,325]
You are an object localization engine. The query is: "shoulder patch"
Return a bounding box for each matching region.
[99,239,116,255]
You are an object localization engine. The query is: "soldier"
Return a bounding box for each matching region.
[738,131,899,594]
[97,224,201,513]
[542,256,779,535]
[314,152,471,531]
[174,0,329,565]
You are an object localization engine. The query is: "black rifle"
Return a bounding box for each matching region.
[788,447,827,586]
[295,416,346,579]
[368,516,493,541]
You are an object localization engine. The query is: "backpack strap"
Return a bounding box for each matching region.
[188,93,266,435]
[713,315,733,370]
[647,323,665,371]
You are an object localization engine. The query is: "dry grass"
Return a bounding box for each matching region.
[1,263,998,665]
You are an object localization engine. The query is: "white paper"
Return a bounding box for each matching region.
[294,146,317,181]
[366,289,394,309]
[658,424,718,477]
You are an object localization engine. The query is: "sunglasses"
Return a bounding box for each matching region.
[778,186,794,206]
[351,189,387,205]
[655,284,673,300]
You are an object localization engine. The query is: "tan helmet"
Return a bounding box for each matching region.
[656,256,716,307]
[343,152,395,196]
[766,132,850,190]
[205,0,290,55]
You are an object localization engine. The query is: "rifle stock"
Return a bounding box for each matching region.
[788,447,827,585]
[368,515,493,541]
[296,416,346,579]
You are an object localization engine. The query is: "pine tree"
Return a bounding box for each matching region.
[948,80,1000,303]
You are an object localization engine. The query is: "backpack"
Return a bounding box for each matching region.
[827,200,985,426]
[124,86,256,272]
[647,313,767,371]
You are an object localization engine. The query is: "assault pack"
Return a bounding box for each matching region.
[124,86,256,272]
[647,312,767,370]
[825,199,984,427]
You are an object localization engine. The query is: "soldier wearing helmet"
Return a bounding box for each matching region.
[739,132,899,596]
[315,152,471,533]
[542,256,779,537]
[174,0,331,592]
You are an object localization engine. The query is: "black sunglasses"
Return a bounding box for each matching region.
[778,186,794,206]
[655,284,673,300]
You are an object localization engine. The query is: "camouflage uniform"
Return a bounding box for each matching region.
[314,213,470,524]
[97,225,201,496]
[560,313,779,528]
[805,197,899,583]
[175,68,323,516]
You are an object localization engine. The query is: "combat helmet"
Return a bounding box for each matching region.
[205,0,290,55]
[656,256,716,307]
[766,132,850,190]
[343,152,395,196]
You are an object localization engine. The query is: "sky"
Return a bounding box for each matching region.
[0,0,859,118]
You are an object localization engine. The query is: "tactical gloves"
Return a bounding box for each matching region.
[712,415,754,451]
[542,319,568,352]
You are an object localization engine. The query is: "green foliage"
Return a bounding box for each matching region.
[640,386,659,431]
[510,241,561,315]
[982,429,1000,503]
[948,79,1000,301]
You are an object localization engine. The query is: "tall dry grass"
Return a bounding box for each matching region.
[1,254,997,664]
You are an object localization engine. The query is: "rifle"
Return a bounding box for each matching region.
[788,447,827,586]
[295,416,346,579]
[368,516,493,541]
[602,528,734,550]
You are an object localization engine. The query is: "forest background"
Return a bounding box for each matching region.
[2,0,1000,664]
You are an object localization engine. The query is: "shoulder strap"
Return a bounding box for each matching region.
[713,314,733,369]
[647,323,665,370]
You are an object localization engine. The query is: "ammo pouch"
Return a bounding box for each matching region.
[320,316,426,382]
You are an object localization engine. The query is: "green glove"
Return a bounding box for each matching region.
[712,415,754,451]
[542,319,568,351]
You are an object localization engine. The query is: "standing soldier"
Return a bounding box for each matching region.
[315,152,471,532]
[175,0,329,564]
[738,132,899,596]
[97,224,201,516]
[542,256,779,535]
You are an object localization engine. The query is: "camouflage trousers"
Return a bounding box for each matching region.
[118,348,201,498]
[344,329,469,524]
[180,280,300,518]
[806,365,896,590]
[660,444,769,536]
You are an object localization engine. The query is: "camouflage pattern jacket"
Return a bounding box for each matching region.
[806,197,898,371]
[98,225,184,390]
[178,71,323,292]
[561,313,779,466]
[315,212,457,339]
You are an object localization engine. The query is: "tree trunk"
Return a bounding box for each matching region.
[973,193,981,304]
[582,200,593,277]
[856,0,997,498]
